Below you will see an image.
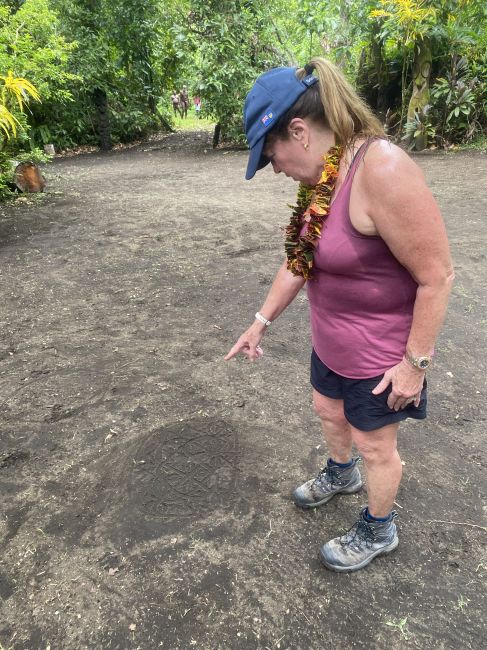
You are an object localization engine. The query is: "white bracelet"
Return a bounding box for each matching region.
[255,312,271,327]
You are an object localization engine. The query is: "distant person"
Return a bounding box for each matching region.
[194,95,201,118]
[171,90,180,117]
[225,59,453,572]
[179,86,189,119]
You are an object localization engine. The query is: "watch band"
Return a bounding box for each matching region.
[405,351,432,370]
[255,312,271,327]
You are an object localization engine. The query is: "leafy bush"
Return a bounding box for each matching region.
[430,56,485,145]
[110,105,162,143]
[0,153,12,200]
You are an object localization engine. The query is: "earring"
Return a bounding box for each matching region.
[303,143,309,151]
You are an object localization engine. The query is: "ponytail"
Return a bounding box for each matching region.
[269,58,384,145]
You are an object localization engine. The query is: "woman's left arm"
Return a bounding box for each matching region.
[357,141,455,411]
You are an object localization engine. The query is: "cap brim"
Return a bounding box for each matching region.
[245,137,269,180]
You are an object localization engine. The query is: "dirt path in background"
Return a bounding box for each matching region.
[0,131,486,650]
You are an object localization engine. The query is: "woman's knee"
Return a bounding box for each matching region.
[352,432,398,464]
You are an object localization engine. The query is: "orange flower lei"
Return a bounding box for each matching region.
[284,145,343,280]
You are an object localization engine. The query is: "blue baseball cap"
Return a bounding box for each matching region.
[243,67,318,180]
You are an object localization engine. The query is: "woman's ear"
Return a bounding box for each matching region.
[288,117,308,143]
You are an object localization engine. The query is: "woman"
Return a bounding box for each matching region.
[225,59,453,572]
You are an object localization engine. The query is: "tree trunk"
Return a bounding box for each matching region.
[356,46,369,94]
[212,123,221,148]
[93,87,112,151]
[356,24,389,117]
[158,114,175,133]
[372,35,389,115]
[143,46,157,115]
[406,38,432,151]
[148,93,157,115]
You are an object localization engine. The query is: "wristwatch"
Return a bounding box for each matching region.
[405,351,432,370]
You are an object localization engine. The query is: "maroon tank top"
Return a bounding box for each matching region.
[307,140,418,378]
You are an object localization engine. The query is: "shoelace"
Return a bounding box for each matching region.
[314,465,337,488]
[341,511,397,550]
[315,464,348,489]
[341,519,376,550]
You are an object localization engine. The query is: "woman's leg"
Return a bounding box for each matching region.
[312,389,353,463]
[350,422,402,517]
[293,390,361,508]
[320,422,401,571]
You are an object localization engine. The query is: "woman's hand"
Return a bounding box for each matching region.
[224,260,305,363]
[372,358,425,411]
[224,323,265,362]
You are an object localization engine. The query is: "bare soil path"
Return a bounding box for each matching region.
[0,131,486,649]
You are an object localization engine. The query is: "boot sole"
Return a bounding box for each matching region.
[293,481,363,509]
[319,537,399,572]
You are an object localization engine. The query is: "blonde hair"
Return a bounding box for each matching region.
[269,57,384,145]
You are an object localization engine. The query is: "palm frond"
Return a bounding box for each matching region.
[0,104,20,138]
[0,71,41,111]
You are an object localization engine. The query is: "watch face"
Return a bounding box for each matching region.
[419,358,430,369]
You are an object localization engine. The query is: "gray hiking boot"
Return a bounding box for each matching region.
[320,507,398,572]
[292,457,362,509]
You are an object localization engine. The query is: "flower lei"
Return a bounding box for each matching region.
[284,145,344,280]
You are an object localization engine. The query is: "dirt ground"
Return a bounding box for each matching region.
[0,130,486,650]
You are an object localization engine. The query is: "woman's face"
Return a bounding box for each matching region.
[263,137,310,183]
[263,119,335,185]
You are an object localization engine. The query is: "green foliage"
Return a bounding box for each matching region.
[44,0,186,148]
[364,0,487,147]
[0,171,11,200]
[0,0,485,163]
[110,108,161,144]
[0,148,12,193]
[180,0,486,147]
[0,63,42,199]
[370,0,436,45]
[15,147,51,165]
[185,0,289,143]
[0,0,77,101]
[171,113,213,133]
[249,0,376,76]
[0,0,75,158]
[384,616,410,641]
[431,56,485,145]
[402,105,435,149]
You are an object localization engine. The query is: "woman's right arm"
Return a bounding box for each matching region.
[224,259,306,361]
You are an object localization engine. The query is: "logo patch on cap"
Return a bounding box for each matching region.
[261,112,274,127]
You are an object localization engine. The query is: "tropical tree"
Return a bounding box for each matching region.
[369,0,436,149]
[185,0,294,145]
[0,0,76,103]
[49,0,183,149]
[0,0,77,151]
[369,0,486,149]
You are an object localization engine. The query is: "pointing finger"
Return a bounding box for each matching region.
[224,343,243,361]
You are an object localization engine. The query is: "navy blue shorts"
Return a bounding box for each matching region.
[310,349,427,432]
